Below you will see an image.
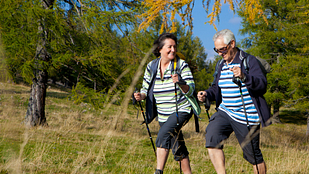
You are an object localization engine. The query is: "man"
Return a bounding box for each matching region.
[197,29,271,174]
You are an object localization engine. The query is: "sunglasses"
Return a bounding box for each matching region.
[213,41,232,54]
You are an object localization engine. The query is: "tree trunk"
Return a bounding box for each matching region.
[25,71,48,126]
[25,0,54,127]
[272,99,282,123]
[306,113,309,136]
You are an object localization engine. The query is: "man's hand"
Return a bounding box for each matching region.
[197,91,207,102]
[230,66,244,79]
[133,92,146,101]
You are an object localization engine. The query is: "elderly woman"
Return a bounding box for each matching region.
[134,33,195,174]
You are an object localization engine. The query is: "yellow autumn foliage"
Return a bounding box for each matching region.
[137,0,279,33]
[138,0,193,33]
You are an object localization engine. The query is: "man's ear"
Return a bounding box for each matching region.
[231,40,236,48]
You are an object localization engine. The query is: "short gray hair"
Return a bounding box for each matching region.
[213,29,236,46]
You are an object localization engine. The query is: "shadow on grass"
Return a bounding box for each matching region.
[46,91,69,99]
[279,110,307,125]
[0,89,30,94]
[1,88,69,99]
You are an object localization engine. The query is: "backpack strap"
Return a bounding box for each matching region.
[171,56,181,74]
[150,58,160,82]
[145,58,160,124]
[244,57,249,73]
[239,51,249,74]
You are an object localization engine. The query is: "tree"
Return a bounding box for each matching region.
[0,0,143,126]
[0,0,53,126]
[238,0,309,132]
[24,0,55,126]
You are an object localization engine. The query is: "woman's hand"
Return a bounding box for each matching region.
[133,92,146,101]
[172,74,179,84]
[197,91,207,102]
[172,74,189,93]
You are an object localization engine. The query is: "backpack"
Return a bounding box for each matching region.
[146,54,201,132]
[244,56,271,76]
[212,50,271,85]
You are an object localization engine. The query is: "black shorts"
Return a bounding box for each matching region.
[156,111,192,161]
[205,109,264,165]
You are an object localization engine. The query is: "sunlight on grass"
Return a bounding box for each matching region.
[0,82,308,173]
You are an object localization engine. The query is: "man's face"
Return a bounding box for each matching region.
[214,37,234,63]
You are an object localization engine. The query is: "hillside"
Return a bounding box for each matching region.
[0,82,308,173]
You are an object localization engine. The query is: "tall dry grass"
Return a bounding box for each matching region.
[0,81,308,173]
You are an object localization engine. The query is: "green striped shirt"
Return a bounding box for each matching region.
[141,58,195,122]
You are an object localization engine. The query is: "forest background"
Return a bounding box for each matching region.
[0,0,309,173]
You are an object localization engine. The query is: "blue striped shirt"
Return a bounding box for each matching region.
[218,62,260,125]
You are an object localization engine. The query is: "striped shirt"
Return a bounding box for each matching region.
[218,62,260,125]
[141,58,194,122]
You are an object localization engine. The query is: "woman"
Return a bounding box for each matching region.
[134,33,195,174]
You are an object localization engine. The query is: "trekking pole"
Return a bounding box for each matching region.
[133,89,156,157]
[173,66,181,174]
[174,83,180,126]
[132,93,139,119]
[200,92,210,121]
[174,83,182,174]
[233,76,259,174]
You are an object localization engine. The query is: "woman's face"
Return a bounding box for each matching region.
[159,38,177,61]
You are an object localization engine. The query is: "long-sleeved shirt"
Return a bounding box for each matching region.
[141,58,195,122]
[205,49,271,127]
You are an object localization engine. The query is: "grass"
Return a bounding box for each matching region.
[0,82,308,173]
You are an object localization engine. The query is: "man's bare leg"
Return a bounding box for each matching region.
[208,148,226,174]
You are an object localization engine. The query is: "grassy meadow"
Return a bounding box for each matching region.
[0,82,308,174]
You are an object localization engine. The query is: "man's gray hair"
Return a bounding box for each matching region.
[213,29,236,46]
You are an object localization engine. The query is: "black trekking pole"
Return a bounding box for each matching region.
[200,92,211,121]
[132,89,156,157]
[174,83,180,126]
[173,70,182,174]
[233,76,259,174]
[174,83,182,174]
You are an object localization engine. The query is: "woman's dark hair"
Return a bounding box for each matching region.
[153,33,177,57]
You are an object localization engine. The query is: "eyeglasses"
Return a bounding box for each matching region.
[213,41,232,54]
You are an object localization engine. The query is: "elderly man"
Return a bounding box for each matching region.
[198,29,271,174]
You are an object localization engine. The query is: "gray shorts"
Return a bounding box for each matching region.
[156,111,192,161]
[206,109,264,165]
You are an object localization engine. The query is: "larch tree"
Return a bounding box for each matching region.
[0,0,55,126]
[0,0,143,127]
[24,0,55,127]
[137,0,275,33]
